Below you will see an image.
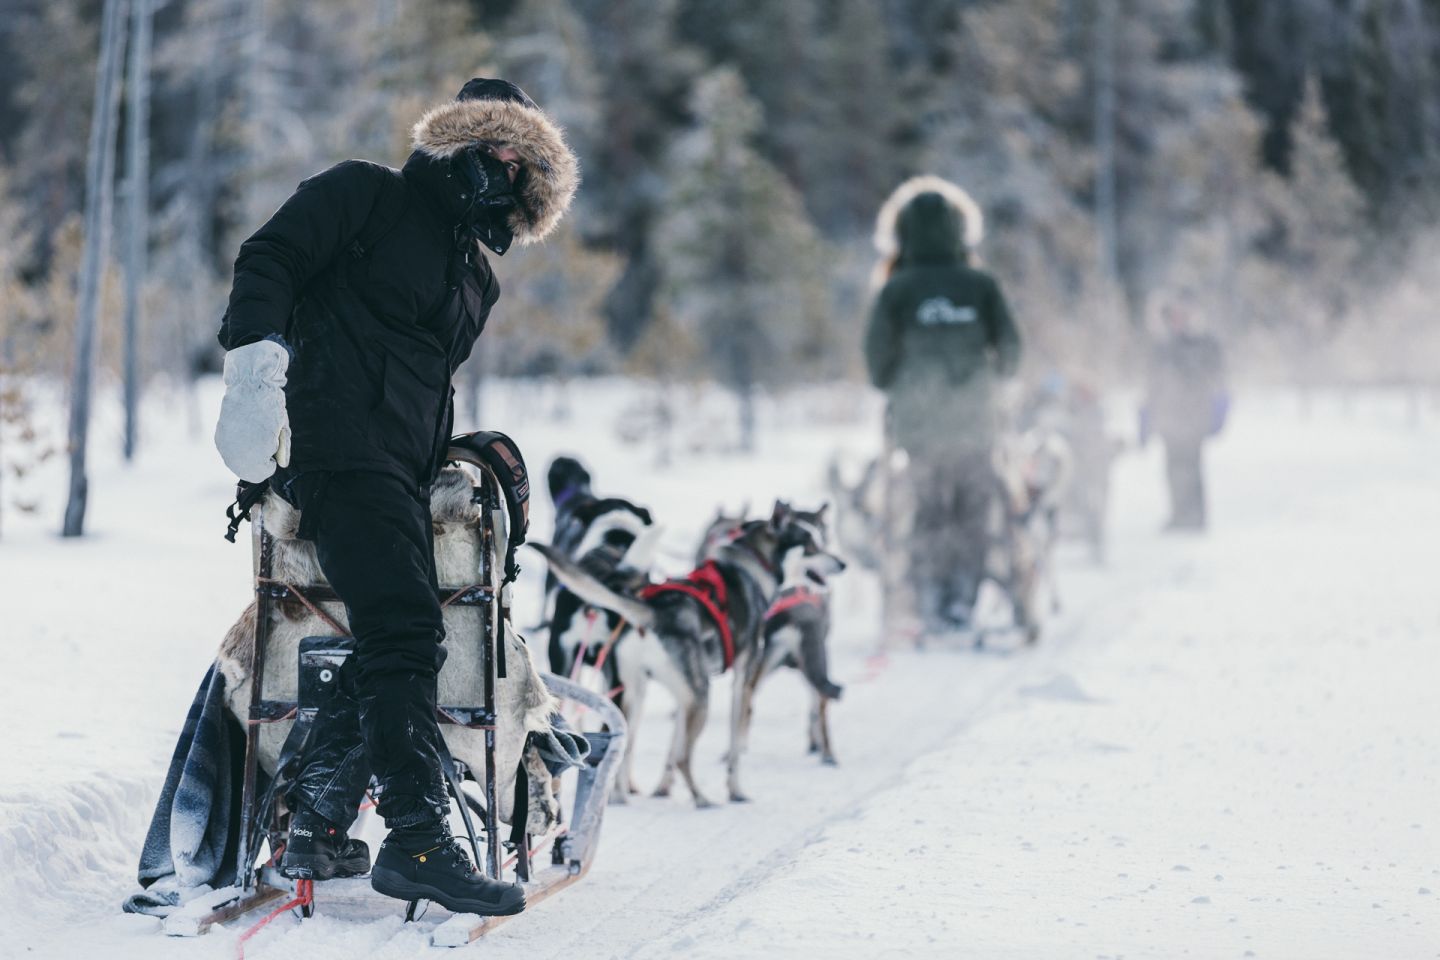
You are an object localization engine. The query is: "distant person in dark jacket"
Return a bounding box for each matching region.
[212,78,577,916]
[1143,289,1228,531]
[864,176,1022,633]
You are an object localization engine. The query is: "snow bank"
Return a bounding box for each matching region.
[0,776,156,942]
[3,381,1437,959]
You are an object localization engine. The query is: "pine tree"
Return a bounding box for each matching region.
[655,68,832,450]
[570,0,704,350]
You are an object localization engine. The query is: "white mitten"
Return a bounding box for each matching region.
[214,339,291,482]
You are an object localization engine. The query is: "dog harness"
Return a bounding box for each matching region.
[764,585,825,620]
[639,561,735,670]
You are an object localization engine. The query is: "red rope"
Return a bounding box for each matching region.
[234,879,312,960]
[502,827,567,872]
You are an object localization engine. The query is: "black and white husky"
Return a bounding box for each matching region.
[541,456,658,683]
[535,502,834,807]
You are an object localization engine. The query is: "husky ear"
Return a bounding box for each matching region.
[816,502,830,518]
[769,500,792,531]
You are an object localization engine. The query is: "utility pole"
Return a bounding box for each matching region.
[63,0,129,537]
[123,0,153,462]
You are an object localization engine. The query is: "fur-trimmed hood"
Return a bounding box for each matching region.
[411,97,579,245]
[873,175,984,260]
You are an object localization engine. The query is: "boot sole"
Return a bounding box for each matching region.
[370,864,527,916]
[281,851,372,881]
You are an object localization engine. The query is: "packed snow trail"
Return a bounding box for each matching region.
[2,382,1437,959]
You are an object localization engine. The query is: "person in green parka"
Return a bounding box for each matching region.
[864,176,1021,633]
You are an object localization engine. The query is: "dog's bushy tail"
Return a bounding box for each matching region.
[530,543,656,629]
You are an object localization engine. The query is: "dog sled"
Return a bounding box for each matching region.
[158,436,626,948]
[834,420,1066,648]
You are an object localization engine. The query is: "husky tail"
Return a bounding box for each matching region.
[530,543,657,629]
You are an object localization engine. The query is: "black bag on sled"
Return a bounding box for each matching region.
[447,430,530,584]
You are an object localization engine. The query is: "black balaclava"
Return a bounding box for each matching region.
[449,77,539,259]
[454,144,518,257]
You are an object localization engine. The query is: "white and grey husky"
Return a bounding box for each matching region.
[535,502,840,806]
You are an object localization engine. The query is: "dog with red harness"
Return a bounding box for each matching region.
[533,501,832,806]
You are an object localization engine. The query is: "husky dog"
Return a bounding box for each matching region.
[693,504,747,566]
[541,456,658,681]
[535,502,826,806]
[989,428,1073,643]
[217,466,562,835]
[755,538,847,765]
[826,456,887,574]
[698,505,847,764]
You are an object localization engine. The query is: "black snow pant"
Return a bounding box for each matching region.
[906,446,994,628]
[1163,438,1207,529]
[284,470,450,833]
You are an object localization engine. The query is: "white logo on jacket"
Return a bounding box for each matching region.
[916,296,977,326]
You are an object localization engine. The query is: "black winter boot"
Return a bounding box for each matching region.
[371,824,526,916]
[281,811,372,880]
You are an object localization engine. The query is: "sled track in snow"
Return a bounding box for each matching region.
[491,568,1132,960]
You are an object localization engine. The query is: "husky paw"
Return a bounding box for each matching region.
[821,755,838,767]
[651,784,671,799]
[693,795,716,809]
[728,791,751,804]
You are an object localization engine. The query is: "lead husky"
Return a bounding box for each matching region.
[699,505,847,765]
[755,544,846,764]
[535,502,831,806]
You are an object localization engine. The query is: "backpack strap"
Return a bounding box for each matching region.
[350,171,408,260]
[334,171,408,291]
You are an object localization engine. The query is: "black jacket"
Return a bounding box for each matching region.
[218,92,580,486]
[220,155,498,484]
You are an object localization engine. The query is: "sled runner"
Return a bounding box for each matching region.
[164,439,626,947]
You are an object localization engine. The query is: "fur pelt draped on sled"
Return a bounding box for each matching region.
[216,467,563,832]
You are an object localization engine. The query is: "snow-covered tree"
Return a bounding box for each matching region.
[655,68,832,450]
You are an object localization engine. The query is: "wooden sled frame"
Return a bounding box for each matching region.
[164,455,627,944]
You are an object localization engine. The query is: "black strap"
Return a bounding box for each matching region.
[438,742,487,873]
[350,173,408,260]
[224,479,271,543]
[509,751,529,849]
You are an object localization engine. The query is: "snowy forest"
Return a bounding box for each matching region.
[4,5,1440,957]
[3,0,1440,531]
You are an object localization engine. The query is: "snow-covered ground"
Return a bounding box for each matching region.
[2,379,1437,960]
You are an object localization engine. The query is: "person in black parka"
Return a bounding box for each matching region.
[864,176,1021,635]
[212,78,578,916]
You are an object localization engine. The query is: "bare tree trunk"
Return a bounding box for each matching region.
[63,0,129,537]
[122,0,152,462]
[1093,0,1121,322]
